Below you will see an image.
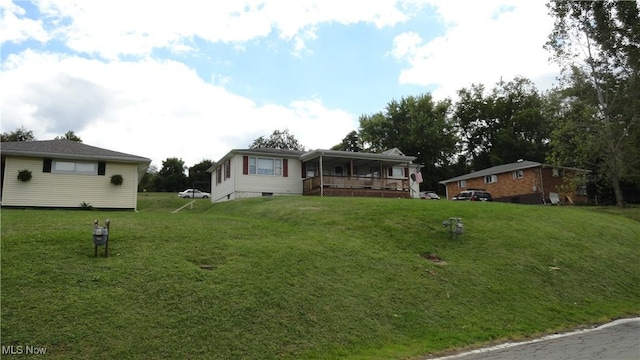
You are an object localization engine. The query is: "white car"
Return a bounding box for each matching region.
[420,191,440,200]
[178,189,211,198]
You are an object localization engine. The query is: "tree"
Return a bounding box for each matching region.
[139,164,158,192]
[453,77,551,171]
[188,159,214,192]
[358,94,459,191]
[249,129,305,150]
[155,157,188,192]
[1,126,36,142]
[545,0,640,206]
[331,130,362,152]
[55,130,83,142]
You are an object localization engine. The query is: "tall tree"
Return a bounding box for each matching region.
[331,130,362,152]
[249,129,305,150]
[188,159,214,192]
[1,126,36,142]
[358,94,459,191]
[545,0,640,206]
[155,157,188,192]
[453,77,551,171]
[55,130,83,142]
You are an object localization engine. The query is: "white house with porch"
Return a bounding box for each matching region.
[207,148,421,203]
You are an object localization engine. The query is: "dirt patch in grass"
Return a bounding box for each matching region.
[421,253,447,265]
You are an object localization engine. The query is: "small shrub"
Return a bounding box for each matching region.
[110,174,124,186]
[80,201,94,210]
[17,169,32,182]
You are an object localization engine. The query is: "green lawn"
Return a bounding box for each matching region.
[2,194,639,359]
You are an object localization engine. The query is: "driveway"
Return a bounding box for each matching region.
[424,317,640,360]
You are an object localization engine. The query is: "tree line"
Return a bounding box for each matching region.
[2,1,638,205]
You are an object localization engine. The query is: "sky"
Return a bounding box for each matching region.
[0,0,562,169]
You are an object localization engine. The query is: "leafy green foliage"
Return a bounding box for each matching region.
[358,94,458,191]
[331,130,362,152]
[187,159,214,192]
[2,196,638,359]
[54,130,83,142]
[249,129,305,150]
[1,126,36,142]
[454,77,550,170]
[79,201,94,210]
[545,0,640,206]
[110,174,124,186]
[155,157,188,192]
[17,169,32,182]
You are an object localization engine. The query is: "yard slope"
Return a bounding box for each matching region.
[1,195,639,359]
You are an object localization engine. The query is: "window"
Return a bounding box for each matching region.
[335,166,344,176]
[391,167,405,177]
[247,157,284,176]
[52,161,98,175]
[274,159,282,175]
[216,169,222,185]
[224,160,231,179]
[306,163,317,178]
[577,184,587,196]
[484,174,497,184]
[458,179,466,188]
[552,168,564,177]
[512,170,524,179]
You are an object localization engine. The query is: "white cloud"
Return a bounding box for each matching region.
[0,50,357,167]
[0,0,49,44]
[23,0,418,59]
[393,0,561,100]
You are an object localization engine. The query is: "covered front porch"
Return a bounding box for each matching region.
[303,175,412,198]
[299,149,418,198]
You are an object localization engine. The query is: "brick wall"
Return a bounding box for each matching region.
[444,166,588,204]
[445,167,541,200]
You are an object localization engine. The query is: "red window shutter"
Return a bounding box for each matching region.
[243,156,248,175]
[302,163,306,178]
[283,159,288,177]
[388,168,393,176]
[404,168,409,177]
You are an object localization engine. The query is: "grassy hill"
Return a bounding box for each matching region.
[1,194,639,359]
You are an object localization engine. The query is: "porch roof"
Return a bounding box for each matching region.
[300,149,416,168]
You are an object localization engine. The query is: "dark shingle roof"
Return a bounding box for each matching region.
[1,139,151,164]
[439,160,543,184]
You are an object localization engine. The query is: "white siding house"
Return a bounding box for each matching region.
[209,148,305,202]
[1,139,151,210]
[208,148,420,203]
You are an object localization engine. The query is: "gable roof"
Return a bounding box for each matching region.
[207,148,306,172]
[300,149,416,168]
[208,147,417,172]
[1,139,151,165]
[439,160,590,184]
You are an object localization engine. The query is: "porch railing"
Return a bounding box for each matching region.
[303,175,410,192]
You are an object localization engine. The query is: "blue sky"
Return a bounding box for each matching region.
[1,0,560,168]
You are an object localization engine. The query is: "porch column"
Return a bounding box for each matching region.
[406,162,411,195]
[320,154,324,197]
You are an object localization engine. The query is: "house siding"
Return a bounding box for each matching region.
[211,154,303,203]
[2,156,139,209]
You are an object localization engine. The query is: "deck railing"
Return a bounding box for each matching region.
[303,175,410,192]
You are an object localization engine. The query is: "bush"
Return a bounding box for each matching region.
[17,169,32,182]
[110,174,124,186]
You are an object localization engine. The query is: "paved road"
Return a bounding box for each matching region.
[425,318,640,360]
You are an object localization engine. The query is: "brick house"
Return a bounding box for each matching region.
[439,160,590,204]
